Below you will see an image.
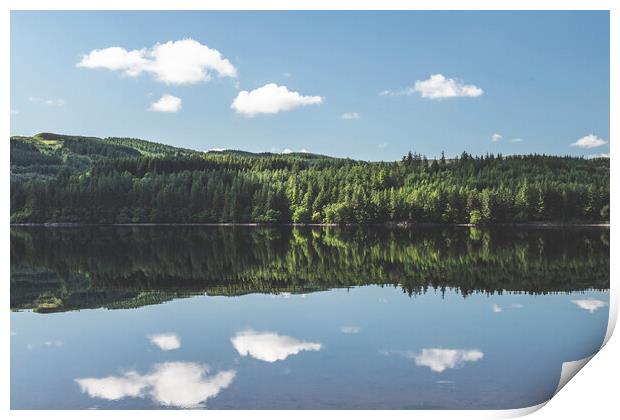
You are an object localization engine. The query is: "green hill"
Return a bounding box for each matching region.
[10,132,610,225]
[10,132,201,181]
[206,149,341,161]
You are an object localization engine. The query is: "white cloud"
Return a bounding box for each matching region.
[379,88,415,97]
[207,148,227,152]
[381,74,483,99]
[340,326,361,334]
[77,39,237,85]
[415,74,483,99]
[11,109,19,115]
[148,333,181,351]
[588,153,610,159]
[414,348,484,372]
[279,148,309,154]
[283,72,292,78]
[378,143,388,149]
[570,134,608,149]
[571,299,607,313]
[148,94,182,113]
[491,133,502,142]
[511,304,524,309]
[341,112,360,120]
[492,304,502,313]
[28,97,65,106]
[231,330,322,362]
[76,362,235,408]
[511,138,524,143]
[231,83,323,117]
[43,340,63,347]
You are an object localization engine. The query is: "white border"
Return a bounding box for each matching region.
[2,2,616,419]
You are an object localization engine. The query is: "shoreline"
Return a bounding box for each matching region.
[10,222,610,228]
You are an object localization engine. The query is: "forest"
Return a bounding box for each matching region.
[10,133,610,224]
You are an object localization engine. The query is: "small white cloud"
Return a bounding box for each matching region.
[382,74,483,99]
[415,74,483,99]
[511,138,524,143]
[378,143,388,149]
[76,362,235,408]
[340,326,361,334]
[571,299,607,313]
[231,330,322,363]
[207,148,227,152]
[11,109,19,116]
[148,94,182,113]
[341,112,360,120]
[77,39,237,84]
[231,83,323,117]
[570,134,608,149]
[492,304,502,313]
[588,153,610,159]
[283,72,292,78]
[491,133,502,142]
[148,333,181,351]
[29,97,65,106]
[511,304,524,309]
[278,148,309,155]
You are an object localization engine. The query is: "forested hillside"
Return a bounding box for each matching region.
[10,133,610,224]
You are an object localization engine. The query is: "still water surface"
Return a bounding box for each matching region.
[10,226,609,409]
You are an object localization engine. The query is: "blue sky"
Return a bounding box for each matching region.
[10,11,609,160]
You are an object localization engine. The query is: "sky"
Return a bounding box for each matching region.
[10,11,610,161]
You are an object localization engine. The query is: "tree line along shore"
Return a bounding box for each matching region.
[10,133,610,225]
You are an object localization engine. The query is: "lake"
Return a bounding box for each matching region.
[10,226,610,409]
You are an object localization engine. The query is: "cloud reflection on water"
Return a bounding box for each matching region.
[231,330,322,362]
[148,333,181,351]
[571,299,607,313]
[75,362,235,408]
[384,348,484,373]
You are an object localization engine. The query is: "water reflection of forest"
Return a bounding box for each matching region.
[11,226,609,312]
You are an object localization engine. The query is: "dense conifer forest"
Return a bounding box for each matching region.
[10,133,610,224]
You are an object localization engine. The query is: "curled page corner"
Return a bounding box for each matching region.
[554,355,595,396]
[495,401,548,419]
[602,288,618,347]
